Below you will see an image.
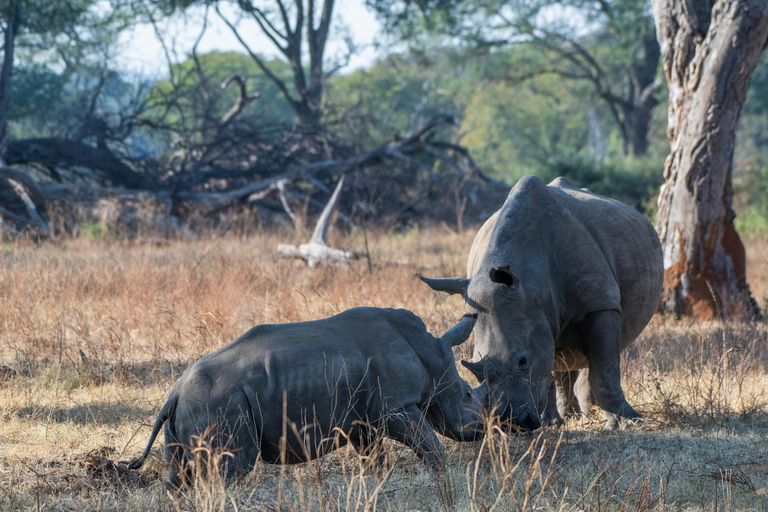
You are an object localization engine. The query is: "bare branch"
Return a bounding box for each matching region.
[310,175,344,244]
[216,5,299,109]
[220,75,260,125]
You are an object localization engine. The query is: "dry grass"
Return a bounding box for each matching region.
[1,228,767,511]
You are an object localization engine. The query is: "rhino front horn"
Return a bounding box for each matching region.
[462,359,499,381]
[415,274,469,296]
[439,314,477,350]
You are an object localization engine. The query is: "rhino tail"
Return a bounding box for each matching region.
[128,390,178,470]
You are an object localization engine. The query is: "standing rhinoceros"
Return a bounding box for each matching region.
[418,176,663,429]
[129,308,486,487]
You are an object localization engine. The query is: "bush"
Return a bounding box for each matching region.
[537,156,665,217]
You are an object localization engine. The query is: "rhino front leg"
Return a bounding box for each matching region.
[581,311,641,429]
[386,405,445,471]
[350,423,389,473]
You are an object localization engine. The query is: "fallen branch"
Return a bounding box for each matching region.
[277,176,363,267]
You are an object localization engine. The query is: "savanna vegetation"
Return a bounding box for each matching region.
[1,230,767,510]
[2,0,768,510]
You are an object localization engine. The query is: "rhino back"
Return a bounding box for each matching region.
[470,176,662,346]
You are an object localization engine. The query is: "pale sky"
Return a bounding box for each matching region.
[116,1,384,77]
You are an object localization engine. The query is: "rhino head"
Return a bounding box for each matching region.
[417,267,554,431]
[424,314,489,441]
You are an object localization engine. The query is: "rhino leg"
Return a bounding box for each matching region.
[581,311,641,429]
[386,405,445,471]
[573,370,596,417]
[541,376,564,426]
[163,419,186,491]
[350,423,388,473]
[554,370,581,418]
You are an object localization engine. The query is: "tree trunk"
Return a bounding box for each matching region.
[622,34,661,157]
[623,98,655,157]
[0,2,19,158]
[652,0,768,320]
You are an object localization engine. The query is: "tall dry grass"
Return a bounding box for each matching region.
[0,229,767,510]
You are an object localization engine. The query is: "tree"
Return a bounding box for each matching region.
[163,0,347,129]
[369,0,663,157]
[652,0,767,320]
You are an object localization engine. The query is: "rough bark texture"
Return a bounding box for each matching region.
[652,0,768,320]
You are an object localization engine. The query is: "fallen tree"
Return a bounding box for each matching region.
[0,115,510,240]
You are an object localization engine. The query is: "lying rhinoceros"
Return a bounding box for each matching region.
[418,176,663,429]
[129,308,486,487]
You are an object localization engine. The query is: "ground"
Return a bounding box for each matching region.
[0,228,767,511]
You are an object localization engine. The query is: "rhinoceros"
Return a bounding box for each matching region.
[418,176,663,429]
[129,308,486,487]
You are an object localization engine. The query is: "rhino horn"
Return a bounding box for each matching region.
[439,314,477,350]
[462,359,499,381]
[489,266,519,288]
[415,273,469,296]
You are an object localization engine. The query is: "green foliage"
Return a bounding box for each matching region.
[733,54,768,237]
[79,222,107,239]
[538,156,665,216]
[460,73,595,180]
[145,51,295,131]
[734,163,768,238]
[3,0,135,141]
[326,55,460,146]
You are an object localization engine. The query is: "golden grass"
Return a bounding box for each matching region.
[1,228,767,511]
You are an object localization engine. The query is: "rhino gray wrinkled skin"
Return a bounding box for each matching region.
[129,308,486,487]
[418,176,663,429]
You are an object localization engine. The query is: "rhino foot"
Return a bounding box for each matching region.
[602,405,642,430]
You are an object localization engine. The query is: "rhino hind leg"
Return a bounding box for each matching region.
[554,371,581,418]
[541,376,564,426]
[163,420,186,491]
[385,405,445,471]
[581,311,641,429]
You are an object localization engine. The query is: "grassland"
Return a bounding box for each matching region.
[1,228,767,511]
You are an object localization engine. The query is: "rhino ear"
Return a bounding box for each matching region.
[489,266,519,289]
[415,273,469,296]
[439,314,477,350]
[462,359,499,381]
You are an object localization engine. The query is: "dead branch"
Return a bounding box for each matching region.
[277,176,362,267]
[220,75,260,126]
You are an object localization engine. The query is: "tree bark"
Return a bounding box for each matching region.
[0,2,19,158]
[619,34,661,157]
[652,0,768,320]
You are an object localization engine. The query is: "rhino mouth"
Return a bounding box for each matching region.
[513,411,541,432]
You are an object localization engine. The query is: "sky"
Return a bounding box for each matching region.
[116,0,384,77]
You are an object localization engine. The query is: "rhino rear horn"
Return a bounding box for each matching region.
[473,379,489,406]
[462,359,499,381]
[415,274,469,296]
[439,314,477,350]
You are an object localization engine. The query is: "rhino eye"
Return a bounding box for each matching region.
[518,356,528,368]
